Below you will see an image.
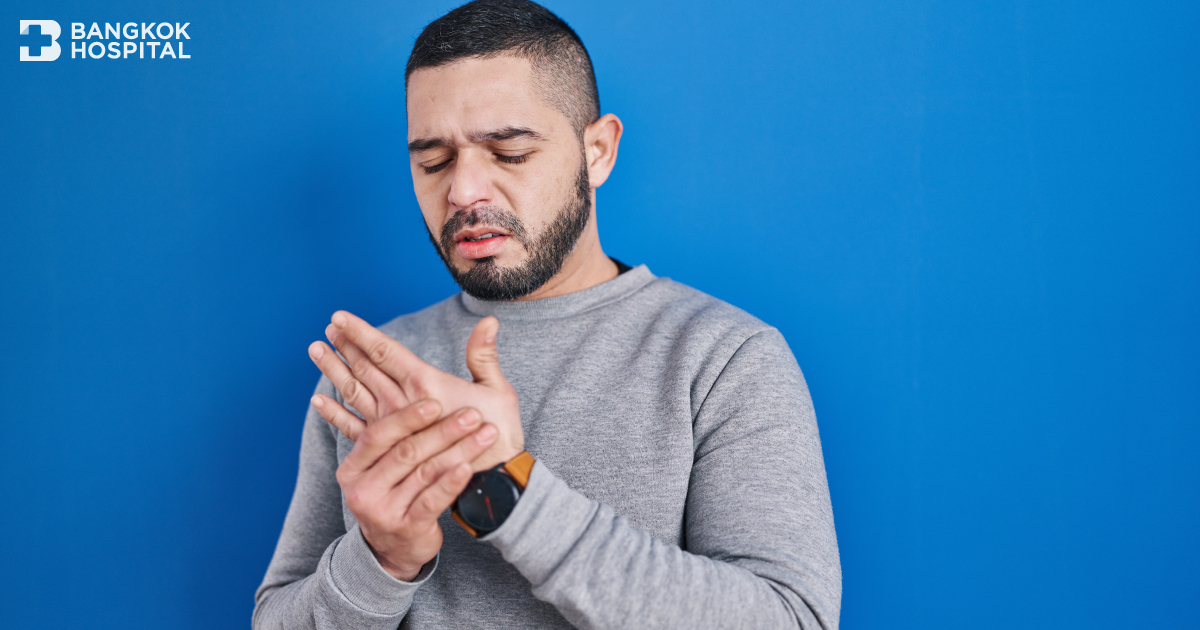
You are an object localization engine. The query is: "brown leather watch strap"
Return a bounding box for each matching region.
[451,510,478,538]
[502,451,535,489]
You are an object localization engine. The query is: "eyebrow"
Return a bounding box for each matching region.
[407,126,547,153]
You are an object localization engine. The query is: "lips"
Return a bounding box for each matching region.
[463,232,502,242]
[453,227,511,260]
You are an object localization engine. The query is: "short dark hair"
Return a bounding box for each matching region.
[405,0,600,137]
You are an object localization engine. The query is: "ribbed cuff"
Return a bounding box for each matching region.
[327,524,437,615]
[483,461,599,586]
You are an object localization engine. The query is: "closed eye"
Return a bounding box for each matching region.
[496,153,529,164]
[422,159,452,175]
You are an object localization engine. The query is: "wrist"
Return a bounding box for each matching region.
[475,439,525,471]
[375,553,423,582]
[452,451,534,537]
[362,536,428,582]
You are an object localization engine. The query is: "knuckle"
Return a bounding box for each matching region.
[392,439,419,466]
[414,459,440,486]
[402,373,425,396]
[341,378,359,402]
[383,393,406,413]
[418,492,441,514]
[370,341,391,364]
[343,487,365,511]
[349,354,372,375]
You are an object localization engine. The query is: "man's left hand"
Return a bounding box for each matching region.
[309,311,524,470]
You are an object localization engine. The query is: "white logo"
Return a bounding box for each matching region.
[19,20,192,61]
[20,20,61,61]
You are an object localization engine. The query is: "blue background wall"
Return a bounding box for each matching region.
[3,1,1197,628]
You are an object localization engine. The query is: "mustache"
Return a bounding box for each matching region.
[439,206,530,254]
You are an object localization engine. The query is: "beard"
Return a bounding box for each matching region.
[427,159,592,301]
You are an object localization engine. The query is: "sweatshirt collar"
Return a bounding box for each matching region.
[458,265,655,321]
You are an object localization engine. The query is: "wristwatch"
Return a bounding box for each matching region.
[452,451,535,537]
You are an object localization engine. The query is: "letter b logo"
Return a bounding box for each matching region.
[20,20,61,61]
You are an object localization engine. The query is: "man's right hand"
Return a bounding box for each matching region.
[309,396,499,581]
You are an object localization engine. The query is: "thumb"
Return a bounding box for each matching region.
[465,316,506,387]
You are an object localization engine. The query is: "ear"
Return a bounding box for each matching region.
[583,113,623,189]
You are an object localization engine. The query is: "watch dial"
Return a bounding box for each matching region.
[458,469,521,533]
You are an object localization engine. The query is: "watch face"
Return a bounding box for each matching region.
[457,468,521,534]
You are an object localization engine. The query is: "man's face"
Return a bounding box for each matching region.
[407,55,591,301]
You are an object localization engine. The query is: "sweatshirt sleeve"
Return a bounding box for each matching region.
[252,376,436,629]
[485,329,841,630]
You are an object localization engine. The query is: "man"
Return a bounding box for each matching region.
[254,1,841,628]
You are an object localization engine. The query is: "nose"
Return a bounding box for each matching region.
[447,149,493,211]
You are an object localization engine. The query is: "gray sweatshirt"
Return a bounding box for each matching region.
[254,265,841,629]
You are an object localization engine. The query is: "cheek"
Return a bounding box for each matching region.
[504,161,576,228]
[420,209,444,239]
[411,169,442,199]
[415,198,449,240]
[411,172,450,231]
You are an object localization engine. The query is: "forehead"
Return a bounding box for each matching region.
[406,55,570,141]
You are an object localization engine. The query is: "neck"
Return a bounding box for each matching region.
[515,209,617,301]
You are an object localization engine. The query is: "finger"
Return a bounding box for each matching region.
[330,311,428,392]
[403,462,474,526]
[309,340,378,420]
[311,393,366,441]
[341,399,442,476]
[326,324,410,413]
[360,407,485,491]
[387,420,498,517]
[465,317,506,388]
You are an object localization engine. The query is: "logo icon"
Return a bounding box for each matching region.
[20,20,61,61]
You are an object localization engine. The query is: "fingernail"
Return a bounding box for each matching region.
[332,312,347,328]
[311,395,324,408]
[476,424,497,442]
[309,343,324,360]
[458,409,480,427]
[418,400,439,418]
